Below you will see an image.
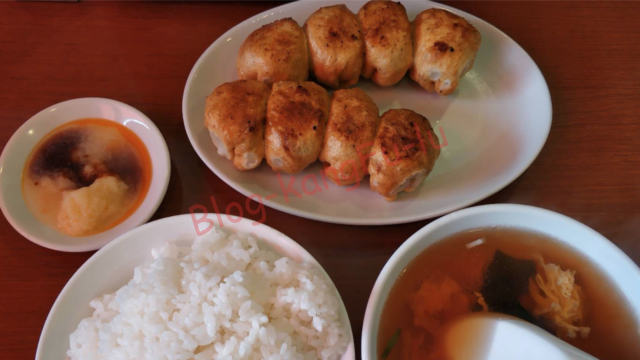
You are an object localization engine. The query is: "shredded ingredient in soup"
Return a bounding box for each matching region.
[474,291,488,312]
[529,255,590,339]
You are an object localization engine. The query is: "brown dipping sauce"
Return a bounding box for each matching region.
[378,228,640,360]
[22,118,152,236]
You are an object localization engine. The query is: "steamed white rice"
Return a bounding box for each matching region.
[67,229,348,360]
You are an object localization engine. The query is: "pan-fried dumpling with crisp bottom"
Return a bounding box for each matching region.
[368,109,440,201]
[265,81,329,174]
[204,80,270,171]
[411,8,481,95]
[320,88,379,186]
[237,18,309,86]
[358,0,413,86]
[304,4,365,89]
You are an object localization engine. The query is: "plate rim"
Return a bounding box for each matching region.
[182,0,553,226]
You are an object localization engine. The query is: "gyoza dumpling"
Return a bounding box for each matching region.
[411,8,481,95]
[204,80,270,170]
[265,81,330,173]
[304,4,365,88]
[358,0,413,86]
[319,88,379,185]
[237,18,309,85]
[368,109,440,201]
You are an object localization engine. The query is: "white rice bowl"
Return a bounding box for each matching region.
[67,229,348,360]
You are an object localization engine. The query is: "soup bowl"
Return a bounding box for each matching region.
[361,204,640,359]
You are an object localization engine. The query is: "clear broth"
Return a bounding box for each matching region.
[378,228,640,360]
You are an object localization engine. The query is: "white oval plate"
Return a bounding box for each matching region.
[0,98,171,252]
[361,204,640,359]
[183,0,551,225]
[36,214,354,360]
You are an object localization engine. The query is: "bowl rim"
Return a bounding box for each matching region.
[36,213,355,360]
[0,97,171,252]
[361,203,640,359]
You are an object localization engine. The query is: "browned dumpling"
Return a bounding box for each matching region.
[265,81,330,173]
[304,5,364,89]
[368,109,440,201]
[237,18,309,86]
[358,1,413,87]
[320,88,379,185]
[204,80,270,171]
[411,9,481,95]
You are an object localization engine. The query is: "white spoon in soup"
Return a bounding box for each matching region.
[445,313,598,360]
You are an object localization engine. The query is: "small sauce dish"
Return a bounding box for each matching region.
[0,98,170,252]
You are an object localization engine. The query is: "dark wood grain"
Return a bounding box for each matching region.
[1,1,639,359]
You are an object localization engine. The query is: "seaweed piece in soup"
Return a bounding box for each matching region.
[480,250,536,322]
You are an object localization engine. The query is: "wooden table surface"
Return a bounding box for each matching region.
[1,1,639,359]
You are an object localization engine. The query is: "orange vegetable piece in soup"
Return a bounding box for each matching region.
[410,275,471,334]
